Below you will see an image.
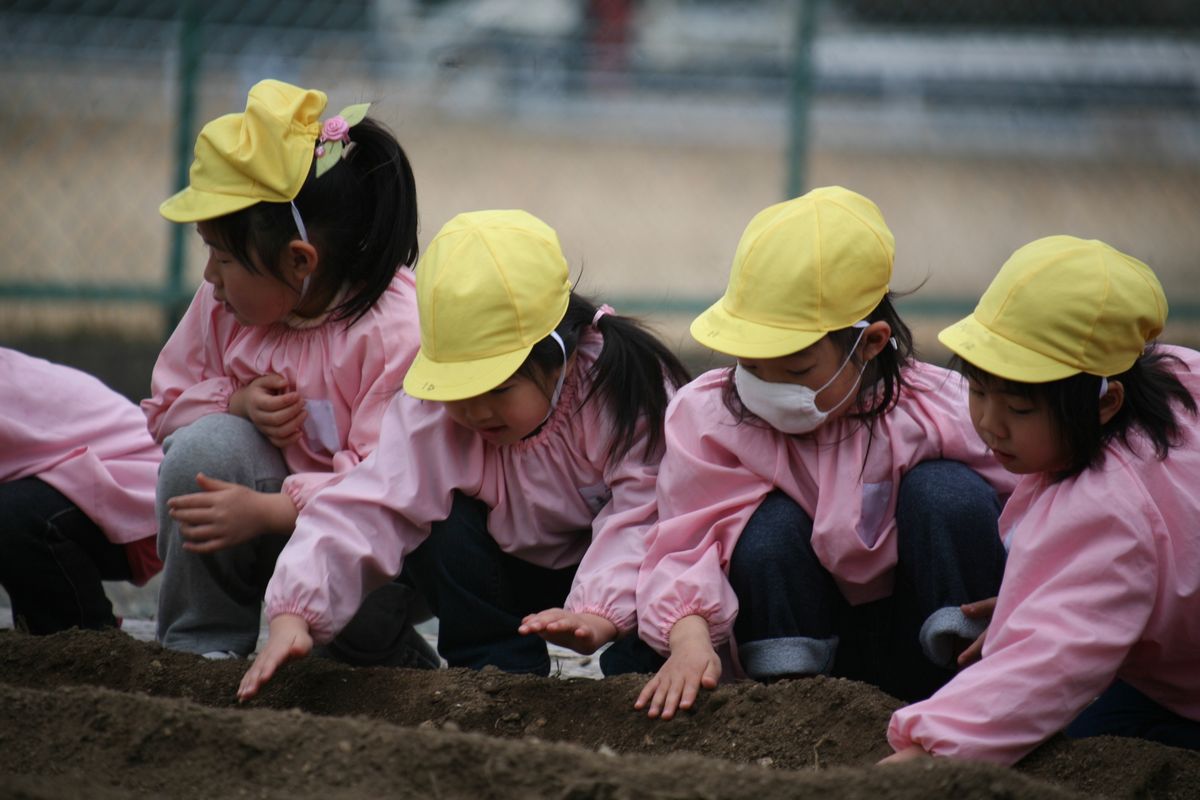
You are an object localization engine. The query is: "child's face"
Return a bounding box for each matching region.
[967,377,1066,475]
[442,367,560,446]
[199,226,299,327]
[737,334,865,426]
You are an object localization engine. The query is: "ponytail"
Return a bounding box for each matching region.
[518,293,691,464]
[294,116,419,325]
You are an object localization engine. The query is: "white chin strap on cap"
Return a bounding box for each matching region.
[1099,376,1109,397]
[290,201,309,243]
[547,331,567,408]
[290,201,312,299]
[534,330,569,429]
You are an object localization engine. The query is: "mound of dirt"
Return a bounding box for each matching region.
[1,629,1196,799]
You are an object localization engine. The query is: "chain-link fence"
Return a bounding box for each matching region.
[3,0,1199,391]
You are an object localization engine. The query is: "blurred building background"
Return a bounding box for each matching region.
[2,0,1199,397]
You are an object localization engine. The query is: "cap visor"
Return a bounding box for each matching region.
[160,187,260,223]
[938,315,1080,383]
[404,346,532,402]
[690,300,824,360]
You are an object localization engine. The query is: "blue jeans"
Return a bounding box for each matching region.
[728,460,1006,701]
[0,477,131,633]
[1066,680,1200,750]
[403,491,662,676]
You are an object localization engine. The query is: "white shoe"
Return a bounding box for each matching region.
[201,650,241,660]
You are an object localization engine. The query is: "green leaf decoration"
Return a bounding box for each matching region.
[315,140,345,178]
[339,102,370,127]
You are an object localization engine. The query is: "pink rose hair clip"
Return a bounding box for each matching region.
[314,101,370,178]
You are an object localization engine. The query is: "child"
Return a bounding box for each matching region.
[237,209,689,699]
[634,186,1018,720]
[142,79,421,659]
[1,348,161,633]
[885,236,1200,764]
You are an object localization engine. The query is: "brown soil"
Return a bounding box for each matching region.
[1,629,1196,799]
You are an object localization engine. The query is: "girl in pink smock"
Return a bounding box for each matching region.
[143,79,421,659]
[635,186,1018,720]
[1,348,161,633]
[237,209,690,699]
[885,236,1200,764]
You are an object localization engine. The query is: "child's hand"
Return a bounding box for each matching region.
[877,745,933,765]
[634,615,720,720]
[237,614,312,702]
[956,596,997,668]
[518,609,618,654]
[231,373,307,448]
[168,473,298,552]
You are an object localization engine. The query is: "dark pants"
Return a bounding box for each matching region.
[1066,680,1200,750]
[404,491,662,676]
[728,460,1006,701]
[0,477,131,634]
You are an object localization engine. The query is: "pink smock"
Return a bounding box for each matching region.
[636,361,1017,656]
[140,270,419,511]
[1,348,162,583]
[889,345,1200,765]
[264,330,664,644]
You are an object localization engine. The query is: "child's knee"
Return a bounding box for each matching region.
[159,414,283,493]
[900,460,999,527]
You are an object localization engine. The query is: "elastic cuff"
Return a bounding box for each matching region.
[738,635,838,679]
[266,601,332,645]
[919,606,988,668]
[568,605,634,635]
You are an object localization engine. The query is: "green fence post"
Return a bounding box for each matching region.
[785,0,819,200]
[166,0,203,333]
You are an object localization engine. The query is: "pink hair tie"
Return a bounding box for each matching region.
[592,304,615,326]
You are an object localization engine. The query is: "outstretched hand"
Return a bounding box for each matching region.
[518,608,618,655]
[956,596,997,668]
[634,615,720,720]
[232,373,307,448]
[237,614,313,702]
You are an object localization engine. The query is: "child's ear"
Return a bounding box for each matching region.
[860,321,893,360]
[1098,380,1125,425]
[286,240,319,285]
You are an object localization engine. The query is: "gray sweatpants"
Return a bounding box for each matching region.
[155,413,288,655]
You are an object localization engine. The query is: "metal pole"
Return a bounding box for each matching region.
[166,0,202,334]
[785,0,819,199]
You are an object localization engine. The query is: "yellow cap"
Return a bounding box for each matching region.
[939,236,1167,382]
[160,80,327,222]
[403,210,572,401]
[690,186,895,359]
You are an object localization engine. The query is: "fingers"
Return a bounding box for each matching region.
[634,675,661,713]
[961,597,998,618]
[518,609,569,635]
[236,636,307,702]
[193,473,236,492]
[956,631,987,668]
[635,671,685,720]
[237,655,278,702]
[250,373,292,393]
[877,745,933,765]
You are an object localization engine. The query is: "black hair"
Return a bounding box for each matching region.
[199,116,419,326]
[956,343,1196,480]
[721,292,915,429]
[515,293,691,464]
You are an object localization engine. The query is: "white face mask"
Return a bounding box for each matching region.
[733,324,868,435]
